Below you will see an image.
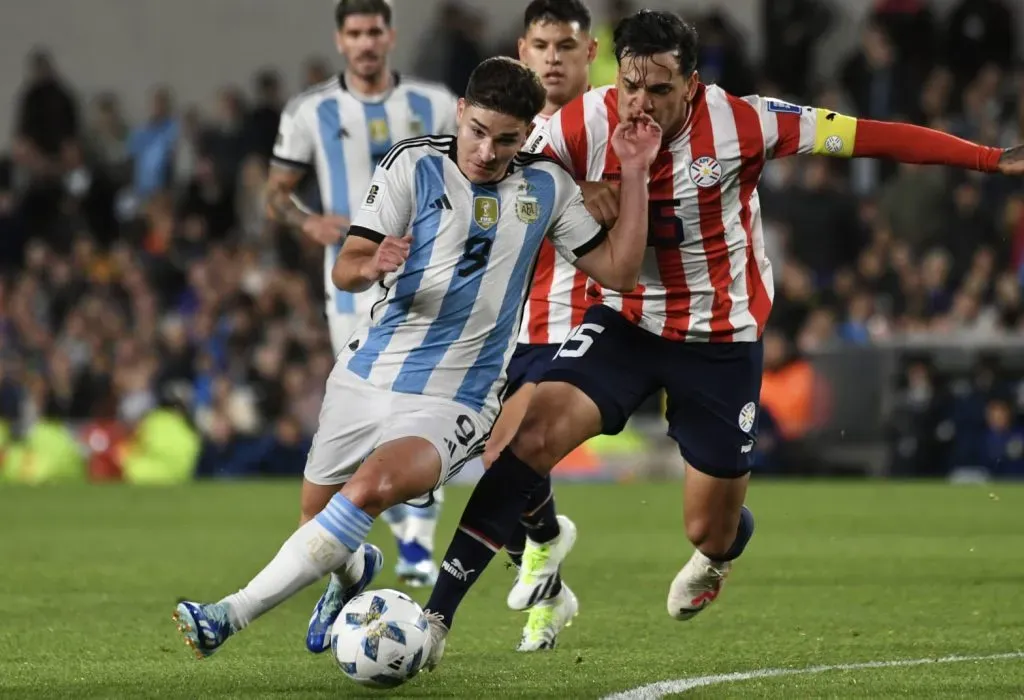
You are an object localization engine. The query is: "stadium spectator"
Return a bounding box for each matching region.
[1,3,1023,482]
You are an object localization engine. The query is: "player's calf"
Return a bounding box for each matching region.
[668,504,755,621]
[425,382,601,632]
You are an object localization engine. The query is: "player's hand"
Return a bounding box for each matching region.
[579,181,620,227]
[302,214,350,246]
[997,145,1024,176]
[362,234,412,280]
[611,114,662,170]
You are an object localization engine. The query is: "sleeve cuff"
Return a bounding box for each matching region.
[271,155,311,171]
[348,226,386,244]
[572,227,608,259]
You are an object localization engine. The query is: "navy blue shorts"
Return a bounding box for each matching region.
[503,343,561,400]
[542,304,763,479]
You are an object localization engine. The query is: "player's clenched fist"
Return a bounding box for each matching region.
[362,234,412,281]
[611,113,662,170]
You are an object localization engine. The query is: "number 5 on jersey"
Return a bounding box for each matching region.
[555,323,605,359]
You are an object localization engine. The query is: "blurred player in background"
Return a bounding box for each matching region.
[474,0,597,652]
[421,9,1024,665]
[264,0,457,641]
[172,56,661,662]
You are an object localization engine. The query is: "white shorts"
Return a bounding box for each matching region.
[304,365,490,493]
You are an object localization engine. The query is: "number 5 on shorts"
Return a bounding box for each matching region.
[556,323,605,359]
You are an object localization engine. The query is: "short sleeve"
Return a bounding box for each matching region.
[436,91,459,136]
[547,182,605,264]
[744,95,857,160]
[272,99,315,169]
[348,149,415,243]
[536,114,574,173]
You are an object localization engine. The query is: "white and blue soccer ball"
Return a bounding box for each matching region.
[331,588,431,689]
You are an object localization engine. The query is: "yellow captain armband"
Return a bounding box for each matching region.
[812,109,857,158]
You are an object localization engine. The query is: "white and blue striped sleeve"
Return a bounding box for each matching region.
[546,173,605,264]
[348,146,415,244]
[436,89,459,136]
[272,96,314,170]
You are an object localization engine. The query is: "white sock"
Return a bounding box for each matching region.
[380,503,410,543]
[221,493,373,630]
[404,502,440,554]
[331,548,366,589]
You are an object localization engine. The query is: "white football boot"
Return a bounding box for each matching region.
[422,611,450,671]
[516,583,578,651]
[666,549,731,621]
[507,515,577,610]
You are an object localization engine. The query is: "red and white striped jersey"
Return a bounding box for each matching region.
[518,112,593,345]
[538,83,847,342]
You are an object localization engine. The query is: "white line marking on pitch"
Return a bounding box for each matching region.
[602,651,1024,699]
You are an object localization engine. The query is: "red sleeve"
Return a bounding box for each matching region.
[852,120,1003,172]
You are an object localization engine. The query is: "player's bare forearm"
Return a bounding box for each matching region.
[333,238,378,293]
[482,383,535,467]
[264,167,309,229]
[579,168,649,291]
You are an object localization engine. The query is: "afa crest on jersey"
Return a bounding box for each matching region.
[689,156,722,188]
[408,116,425,137]
[516,195,540,224]
[473,196,499,229]
[369,119,390,144]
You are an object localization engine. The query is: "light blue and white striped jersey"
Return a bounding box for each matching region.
[271,73,457,316]
[345,135,605,423]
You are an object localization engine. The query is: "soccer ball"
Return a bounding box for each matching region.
[331,588,431,689]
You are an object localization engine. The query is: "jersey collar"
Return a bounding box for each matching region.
[338,70,402,102]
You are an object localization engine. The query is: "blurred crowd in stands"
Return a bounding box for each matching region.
[1,0,1022,483]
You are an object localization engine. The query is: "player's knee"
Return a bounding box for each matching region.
[341,476,397,517]
[509,411,563,472]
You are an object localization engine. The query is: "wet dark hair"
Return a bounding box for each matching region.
[613,9,699,74]
[523,0,592,33]
[335,0,392,29]
[464,57,546,124]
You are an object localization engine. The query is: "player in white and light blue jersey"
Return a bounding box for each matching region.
[172,56,661,663]
[266,0,457,589]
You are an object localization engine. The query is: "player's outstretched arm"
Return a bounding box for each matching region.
[333,233,411,293]
[265,165,349,246]
[570,116,661,291]
[755,96,1011,173]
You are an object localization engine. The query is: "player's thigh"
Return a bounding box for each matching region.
[486,343,560,463]
[303,366,386,488]
[517,305,660,467]
[341,394,488,515]
[377,394,489,490]
[662,340,764,479]
[341,436,444,516]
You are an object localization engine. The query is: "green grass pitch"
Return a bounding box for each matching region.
[1,480,1023,698]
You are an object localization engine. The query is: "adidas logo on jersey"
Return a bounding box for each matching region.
[428,194,453,210]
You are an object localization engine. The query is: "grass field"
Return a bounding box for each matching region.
[1,480,1023,698]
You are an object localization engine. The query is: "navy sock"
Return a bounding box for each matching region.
[521,481,560,544]
[426,449,547,629]
[506,477,559,566]
[706,505,755,562]
[506,525,525,567]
